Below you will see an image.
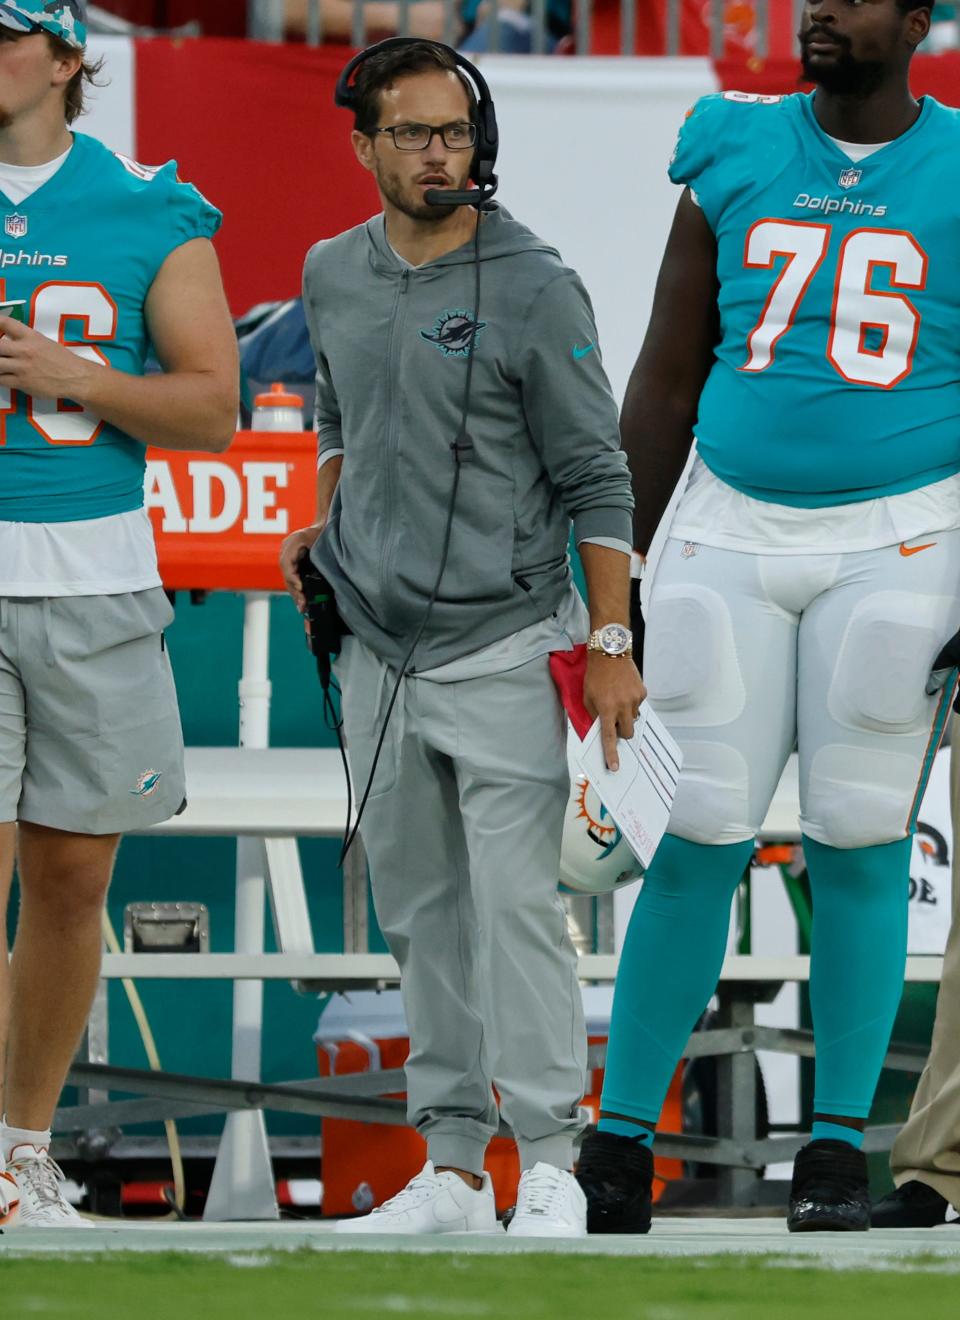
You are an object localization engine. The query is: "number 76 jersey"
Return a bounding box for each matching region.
[670,92,960,508]
[0,133,221,524]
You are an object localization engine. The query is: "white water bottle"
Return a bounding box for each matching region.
[252,382,304,431]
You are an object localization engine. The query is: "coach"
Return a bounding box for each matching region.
[280,39,639,1238]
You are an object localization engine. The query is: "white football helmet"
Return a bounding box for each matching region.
[559,727,643,895]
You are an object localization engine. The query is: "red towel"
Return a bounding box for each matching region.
[549,644,593,740]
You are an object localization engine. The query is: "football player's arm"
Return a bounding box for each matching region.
[623,188,719,557]
[0,238,238,452]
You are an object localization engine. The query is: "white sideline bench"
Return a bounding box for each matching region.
[139,747,349,838]
[104,746,940,985]
[97,951,945,983]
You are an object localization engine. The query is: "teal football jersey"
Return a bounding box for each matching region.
[670,92,960,507]
[0,133,221,522]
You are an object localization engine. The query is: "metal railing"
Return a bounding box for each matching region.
[244,1,960,59]
[249,0,793,56]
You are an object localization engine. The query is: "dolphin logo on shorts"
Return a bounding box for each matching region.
[130,769,162,798]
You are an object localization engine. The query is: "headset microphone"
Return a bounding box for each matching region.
[424,184,498,209]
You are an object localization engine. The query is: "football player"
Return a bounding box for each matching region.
[0,1,237,1226]
[576,0,960,1232]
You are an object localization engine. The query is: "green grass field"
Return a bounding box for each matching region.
[5,1251,960,1320]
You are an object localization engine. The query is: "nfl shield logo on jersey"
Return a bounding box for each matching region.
[838,168,862,190]
[4,213,27,239]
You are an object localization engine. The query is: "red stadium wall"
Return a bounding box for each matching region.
[134,39,380,314]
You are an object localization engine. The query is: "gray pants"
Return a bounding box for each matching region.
[337,637,587,1174]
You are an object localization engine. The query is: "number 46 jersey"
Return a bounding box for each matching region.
[0,132,221,523]
[671,92,960,508]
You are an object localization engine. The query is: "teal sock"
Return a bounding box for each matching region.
[597,1118,654,1146]
[600,834,755,1125]
[811,1121,864,1150]
[803,834,911,1122]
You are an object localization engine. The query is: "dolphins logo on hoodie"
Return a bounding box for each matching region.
[420,310,487,359]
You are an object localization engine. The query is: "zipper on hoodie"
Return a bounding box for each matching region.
[378,269,410,606]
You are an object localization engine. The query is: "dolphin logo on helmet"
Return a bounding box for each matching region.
[559,728,644,895]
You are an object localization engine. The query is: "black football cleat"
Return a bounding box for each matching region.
[788,1139,870,1232]
[871,1179,957,1228]
[575,1130,653,1234]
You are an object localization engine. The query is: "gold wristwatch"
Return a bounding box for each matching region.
[587,623,633,658]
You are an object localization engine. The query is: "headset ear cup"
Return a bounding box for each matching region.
[472,103,499,188]
[482,102,499,152]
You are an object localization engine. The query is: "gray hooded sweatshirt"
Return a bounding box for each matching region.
[303,205,633,672]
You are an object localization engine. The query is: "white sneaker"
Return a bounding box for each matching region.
[0,1168,19,1226]
[334,1161,498,1235]
[507,1162,587,1238]
[6,1144,93,1228]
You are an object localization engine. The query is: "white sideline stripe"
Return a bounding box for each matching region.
[3,1219,960,1260]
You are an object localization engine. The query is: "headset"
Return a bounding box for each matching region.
[333,37,500,209]
[322,39,501,862]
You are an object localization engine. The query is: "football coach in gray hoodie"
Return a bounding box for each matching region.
[280,40,641,1238]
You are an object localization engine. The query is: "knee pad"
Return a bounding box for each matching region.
[803,743,919,847]
[645,585,746,728]
[667,739,754,845]
[828,591,950,735]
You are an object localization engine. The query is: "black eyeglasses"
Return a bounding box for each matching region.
[374,122,478,152]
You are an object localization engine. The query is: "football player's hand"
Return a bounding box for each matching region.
[280,523,325,614]
[927,627,960,713]
[0,315,96,401]
[583,654,647,772]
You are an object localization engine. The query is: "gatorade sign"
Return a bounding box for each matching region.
[145,432,318,591]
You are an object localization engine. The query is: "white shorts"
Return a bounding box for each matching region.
[644,534,960,849]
